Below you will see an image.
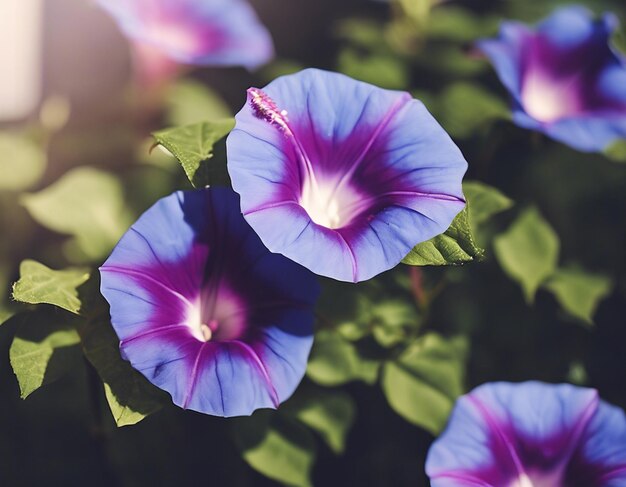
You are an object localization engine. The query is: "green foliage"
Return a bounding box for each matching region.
[381,333,467,435]
[78,314,167,427]
[414,45,487,76]
[12,260,90,315]
[9,311,81,399]
[11,259,164,426]
[494,207,560,303]
[335,19,386,52]
[286,388,356,454]
[307,330,380,386]
[604,139,626,162]
[435,83,509,138]
[337,48,409,90]
[611,22,626,55]
[402,205,484,266]
[427,7,499,41]
[152,119,235,187]
[233,411,317,487]
[0,133,47,191]
[370,299,420,348]
[21,167,132,262]
[165,80,231,126]
[463,181,514,226]
[543,268,613,326]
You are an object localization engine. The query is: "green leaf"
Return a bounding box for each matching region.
[338,48,409,90]
[165,80,231,126]
[603,139,626,162]
[0,133,47,191]
[233,411,316,487]
[381,333,467,434]
[427,7,499,42]
[543,268,612,326]
[463,181,513,226]
[612,26,626,56]
[371,299,420,348]
[335,19,387,52]
[78,314,166,427]
[415,45,488,76]
[9,311,81,399]
[152,119,235,188]
[402,205,484,266]
[12,260,90,315]
[307,330,380,386]
[436,83,509,138]
[21,167,132,262]
[287,388,356,454]
[493,207,560,303]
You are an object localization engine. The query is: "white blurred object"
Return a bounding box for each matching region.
[0,0,43,122]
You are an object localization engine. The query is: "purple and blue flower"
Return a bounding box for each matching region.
[96,0,274,71]
[99,188,318,417]
[477,6,626,152]
[426,381,626,486]
[227,69,467,282]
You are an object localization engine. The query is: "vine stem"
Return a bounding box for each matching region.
[409,266,427,310]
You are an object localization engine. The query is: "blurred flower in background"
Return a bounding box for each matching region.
[95,0,275,87]
[228,69,467,283]
[100,188,318,416]
[426,382,626,486]
[478,6,626,153]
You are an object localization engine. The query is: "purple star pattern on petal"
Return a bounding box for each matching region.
[426,382,626,487]
[99,188,318,417]
[477,6,626,152]
[227,69,467,282]
[96,0,274,70]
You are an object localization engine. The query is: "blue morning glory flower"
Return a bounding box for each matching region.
[96,0,274,70]
[477,6,626,152]
[426,382,626,487]
[227,69,467,283]
[99,188,318,417]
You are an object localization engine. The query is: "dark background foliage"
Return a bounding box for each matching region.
[1,0,625,485]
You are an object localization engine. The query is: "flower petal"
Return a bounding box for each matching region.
[426,382,626,487]
[100,188,318,416]
[97,0,274,69]
[477,7,626,152]
[228,69,467,282]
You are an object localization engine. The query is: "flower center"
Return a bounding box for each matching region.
[508,471,563,487]
[521,69,582,123]
[186,285,247,342]
[299,176,365,229]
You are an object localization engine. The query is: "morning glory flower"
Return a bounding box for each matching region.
[227,69,467,282]
[99,188,318,417]
[477,6,626,152]
[426,381,626,487]
[96,0,274,70]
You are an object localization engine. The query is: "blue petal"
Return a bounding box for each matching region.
[574,400,626,484]
[536,6,614,50]
[96,0,274,69]
[544,116,626,152]
[100,188,317,417]
[228,69,467,282]
[426,382,618,486]
[476,22,530,101]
